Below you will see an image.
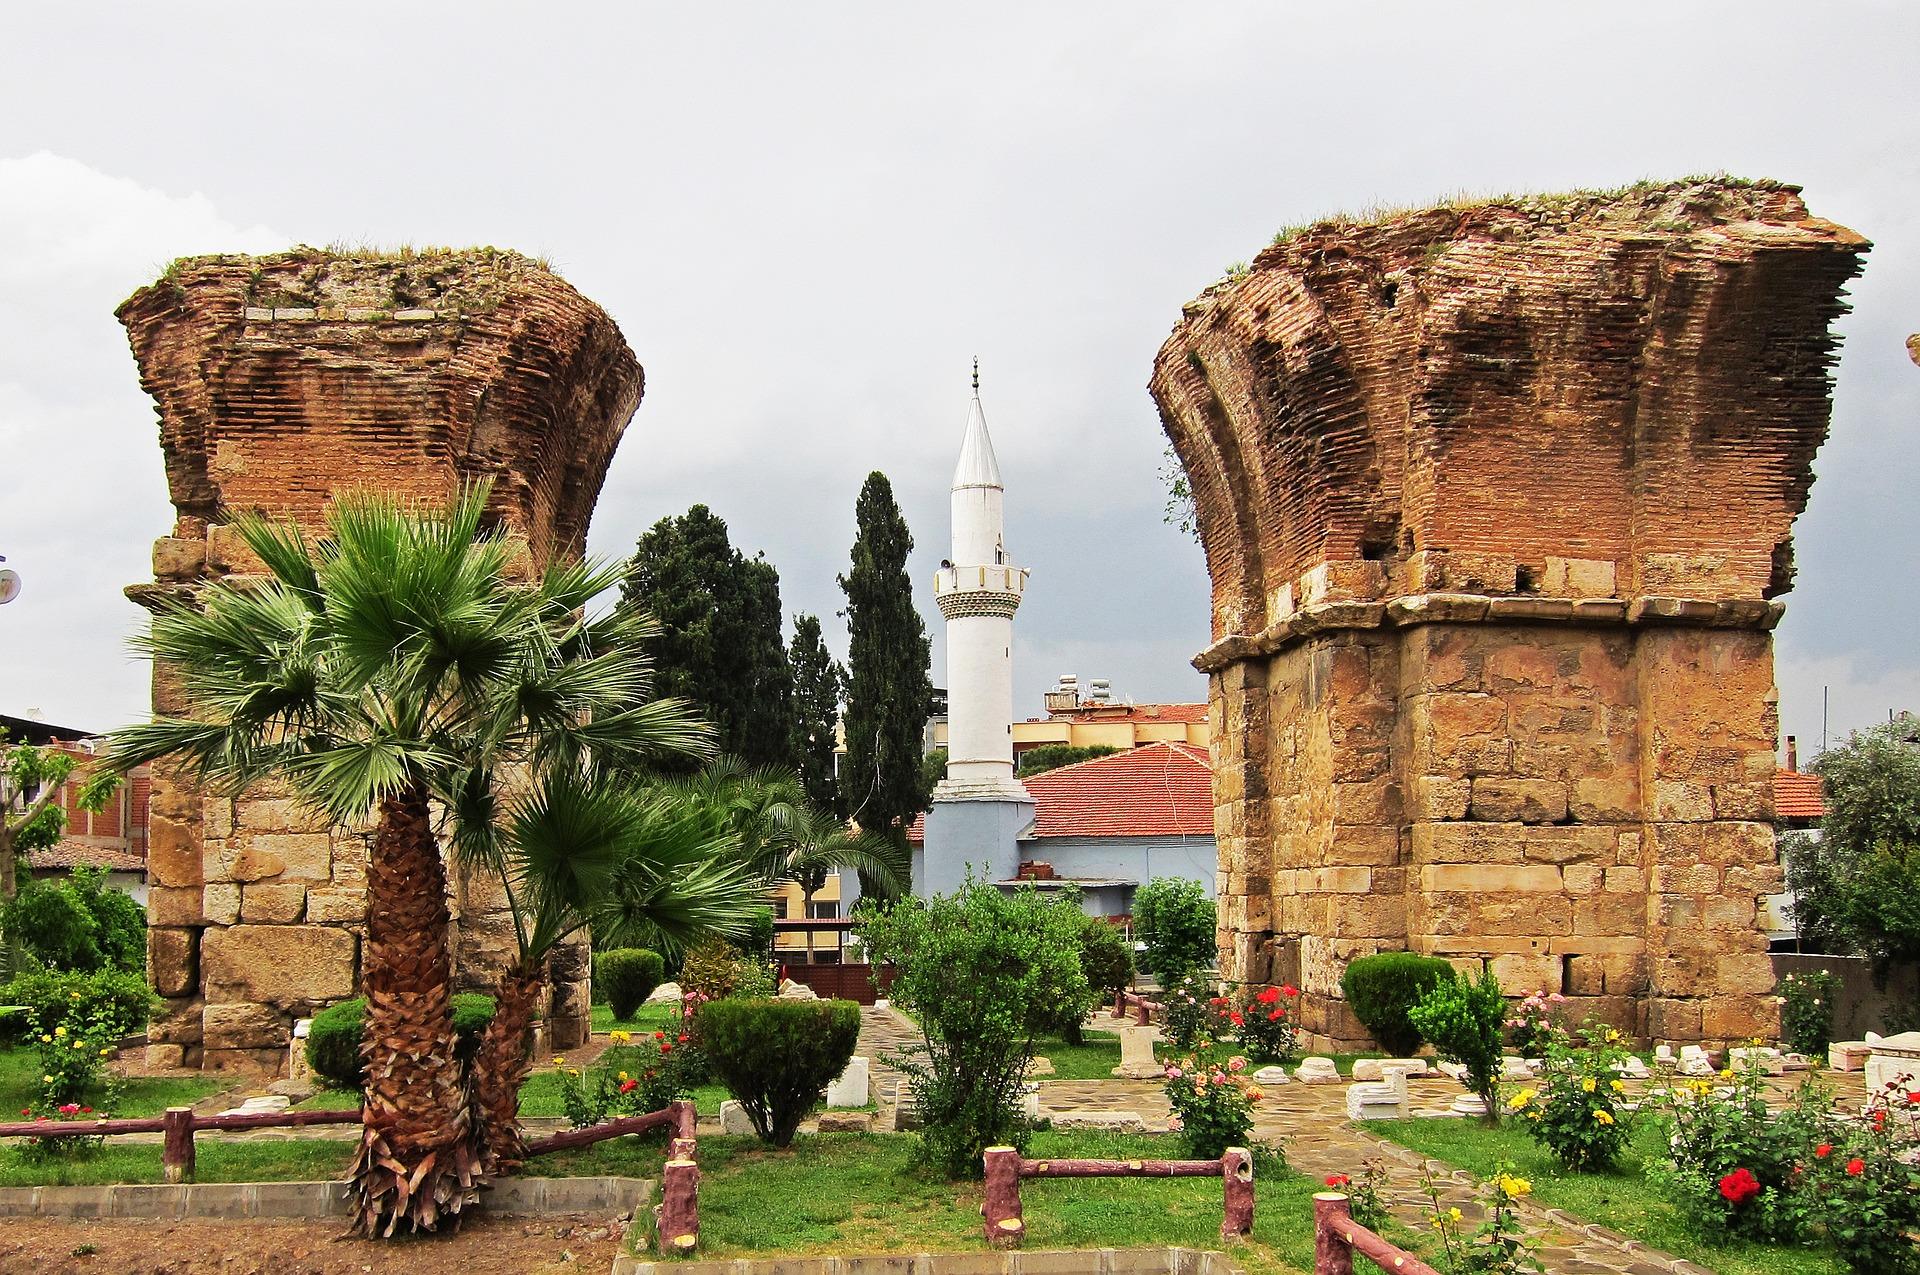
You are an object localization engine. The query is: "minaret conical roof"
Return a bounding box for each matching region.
[952,392,1003,491]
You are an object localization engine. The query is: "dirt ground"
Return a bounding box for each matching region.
[0,1212,630,1275]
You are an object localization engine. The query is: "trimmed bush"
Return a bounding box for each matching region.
[1339,951,1455,1056]
[0,967,156,1045]
[306,993,497,1089]
[596,948,665,1021]
[1407,967,1506,1122]
[695,996,860,1146]
[1131,877,1216,982]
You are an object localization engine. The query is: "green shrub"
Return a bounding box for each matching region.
[596,949,665,1021]
[1340,951,1454,1056]
[1,867,147,974]
[1652,1051,1829,1242]
[1408,967,1507,1123]
[680,938,772,1003]
[858,880,1094,1177]
[0,967,156,1045]
[734,906,776,959]
[696,996,860,1146]
[305,994,497,1089]
[1509,1019,1636,1169]
[1056,906,1134,1044]
[1017,744,1119,777]
[1131,878,1216,982]
[1777,969,1841,1056]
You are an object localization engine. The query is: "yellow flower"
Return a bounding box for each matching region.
[1605,1029,1621,1043]
[609,1030,632,1045]
[72,1040,84,1050]
[42,1075,54,1084]
[1447,1207,1462,1223]
[1247,1088,1263,1102]
[39,1034,51,1044]
[99,1048,113,1058]
[1592,1109,1615,1125]
[1507,1088,1536,1110]
[618,1071,630,1082]
[552,1056,566,1066]
[1610,1079,1626,1093]
[53,1026,66,1038]
[1581,1076,1597,1093]
[68,992,81,1001]
[1720,1068,1735,1081]
[566,1068,581,1077]
[1495,1174,1532,1199]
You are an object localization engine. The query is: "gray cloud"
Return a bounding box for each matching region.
[0,2,1913,753]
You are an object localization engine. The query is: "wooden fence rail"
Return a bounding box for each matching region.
[0,1098,698,1190]
[1110,990,1165,1025]
[1312,1192,1444,1275]
[983,1146,1253,1247]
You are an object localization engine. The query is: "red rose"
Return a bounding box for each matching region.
[1325,1174,1350,1187]
[1815,1143,1832,1158]
[17,1109,26,1116]
[1846,1158,1866,1177]
[1256,986,1281,1005]
[1228,1011,1244,1026]
[677,1034,689,1043]
[1280,984,1299,998]
[619,1079,638,1094]
[80,1107,91,1114]
[654,1031,666,1040]
[1718,1168,1761,1204]
[1908,1091,1920,1104]
[660,1042,673,1054]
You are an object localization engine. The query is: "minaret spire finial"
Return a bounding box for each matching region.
[972,356,979,394]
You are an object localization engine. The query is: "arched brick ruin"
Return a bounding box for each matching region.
[119,248,642,1071]
[1150,179,1869,1049]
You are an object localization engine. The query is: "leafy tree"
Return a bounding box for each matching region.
[1018,744,1120,778]
[1408,967,1507,1124]
[1785,717,1920,1007]
[1131,877,1217,981]
[2,866,145,973]
[622,505,795,768]
[788,614,845,816]
[1,737,117,970]
[839,472,933,870]
[107,487,733,1233]
[857,880,1094,1177]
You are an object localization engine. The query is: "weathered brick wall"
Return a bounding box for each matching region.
[120,248,642,1071]
[1156,180,1868,1048]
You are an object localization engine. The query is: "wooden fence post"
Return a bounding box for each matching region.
[1113,990,1127,1019]
[161,1106,195,1184]
[657,1155,699,1254]
[1133,997,1150,1026]
[670,1098,696,1141]
[1313,1192,1354,1275]
[982,1146,1024,1249]
[1220,1147,1253,1239]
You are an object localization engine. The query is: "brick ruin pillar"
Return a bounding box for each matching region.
[119,248,641,1070]
[1151,180,1868,1049]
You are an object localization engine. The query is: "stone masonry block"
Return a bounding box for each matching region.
[1469,778,1567,824]
[202,925,357,1007]
[1422,864,1562,893]
[203,1001,288,1051]
[240,883,306,924]
[149,927,200,998]
[203,883,241,925]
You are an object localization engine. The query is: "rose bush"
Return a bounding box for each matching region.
[554,1028,697,1129]
[1505,990,1566,1058]
[1229,983,1301,1064]
[1508,1019,1636,1170]
[1803,1081,1920,1274]
[1163,1039,1260,1159]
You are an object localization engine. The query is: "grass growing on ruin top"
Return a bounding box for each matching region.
[1363,1117,1845,1275]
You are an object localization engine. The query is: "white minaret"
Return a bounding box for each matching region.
[918,362,1034,896]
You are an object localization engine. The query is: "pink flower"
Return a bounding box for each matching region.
[1211,1072,1227,1085]
[1167,1066,1182,1079]
[57,1104,80,1116]
[1228,1057,1246,1072]
[1166,1116,1183,1131]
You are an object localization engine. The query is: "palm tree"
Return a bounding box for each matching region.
[762,803,907,963]
[460,769,758,1173]
[107,487,716,1235]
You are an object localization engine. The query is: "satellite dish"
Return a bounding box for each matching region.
[0,568,18,605]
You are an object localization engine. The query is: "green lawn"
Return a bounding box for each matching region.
[1363,1117,1845,1275]
[553,1131,1324,1274]
[1032,1030,1125,1080]
[590,1002,682,1035]
[0,1046,227,1119]
[0,1137,352,1187]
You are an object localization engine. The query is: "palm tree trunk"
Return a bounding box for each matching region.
[803,885,815,965]
[347,784,480,1235]
[470,961,544,1177]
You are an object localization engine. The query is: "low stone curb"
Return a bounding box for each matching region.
[614,1247,1243,1275]
[0,1175,650,1220]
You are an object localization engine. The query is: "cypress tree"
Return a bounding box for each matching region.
[622,505,795,768]
[838,472,934,859]
[788,613,846,816]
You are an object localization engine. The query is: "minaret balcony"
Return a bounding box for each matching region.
[934,564,1027,619]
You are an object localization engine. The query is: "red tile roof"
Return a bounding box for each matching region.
[1774,768,1825,822]
[31,841,146,873]
[910,742,1214,843]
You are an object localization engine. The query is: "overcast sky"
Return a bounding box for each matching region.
[1,2,1915,761]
